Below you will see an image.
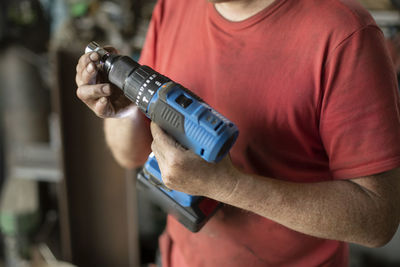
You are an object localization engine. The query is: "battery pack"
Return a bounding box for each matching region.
[137,168,221,232]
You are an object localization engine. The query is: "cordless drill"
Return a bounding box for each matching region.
[85,42,239,232]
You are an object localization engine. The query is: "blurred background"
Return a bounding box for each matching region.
[0,0,399,266]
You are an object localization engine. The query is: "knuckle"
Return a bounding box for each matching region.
[76,86,91,100]
[97,113,107,119]
[151,141,156,152]
[76,87,83,99]
[95,112,105,119]
[75,77,80,87]
[151,139,162,154]
[94,105,106,118]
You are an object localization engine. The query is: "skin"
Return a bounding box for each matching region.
[76,0,400,248]
[210,0,276,21]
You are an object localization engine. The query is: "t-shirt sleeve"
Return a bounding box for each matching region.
[138,0,164,68]
[320,25,400,179]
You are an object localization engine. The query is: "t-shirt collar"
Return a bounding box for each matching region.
[208,0,288,31]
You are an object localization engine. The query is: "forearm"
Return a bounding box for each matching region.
[149,124,400,247]
[104,107,152,168]
[213,169,400,247]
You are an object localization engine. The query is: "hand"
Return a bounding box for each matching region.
[150,122,239,200]
[75,47,134,118]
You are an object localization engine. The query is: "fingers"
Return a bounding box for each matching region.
[76,83,111,102]
[151,123,183,150]
[75,46,121,119]
[150,122,210,193]
[76,45,117,87]
[75,52,100,87]
[150,122,188,152]
[150,123,168,160]
[94,97,114,118]
[76,52,99,72]
[150,122,188,162]
[76,83,114,117]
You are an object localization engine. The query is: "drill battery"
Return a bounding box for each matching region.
[137,153,221,232]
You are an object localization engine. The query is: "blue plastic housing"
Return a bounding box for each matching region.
[147,83,239,163]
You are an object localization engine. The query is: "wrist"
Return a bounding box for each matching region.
[208,162,247,203]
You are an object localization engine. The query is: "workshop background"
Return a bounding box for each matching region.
[0,0,399,266]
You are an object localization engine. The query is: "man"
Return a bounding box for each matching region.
[75,0,400,266]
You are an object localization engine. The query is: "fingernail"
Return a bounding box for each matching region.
[100,97,107,103]
[87,63,94,73]
[90,52,99,61]
[102,85,111,95]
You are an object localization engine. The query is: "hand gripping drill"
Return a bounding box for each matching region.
[85,42,239,232]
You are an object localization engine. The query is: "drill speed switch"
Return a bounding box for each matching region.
[86,42,239,232]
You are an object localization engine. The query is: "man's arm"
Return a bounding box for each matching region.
[224,167,400,248]
[150,123,400,248]
[104,113,152,169]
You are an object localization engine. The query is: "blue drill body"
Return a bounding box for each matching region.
[86,42,239,232]
[146,81,238,163]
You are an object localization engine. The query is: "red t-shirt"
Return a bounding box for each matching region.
[139,0,400,266]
